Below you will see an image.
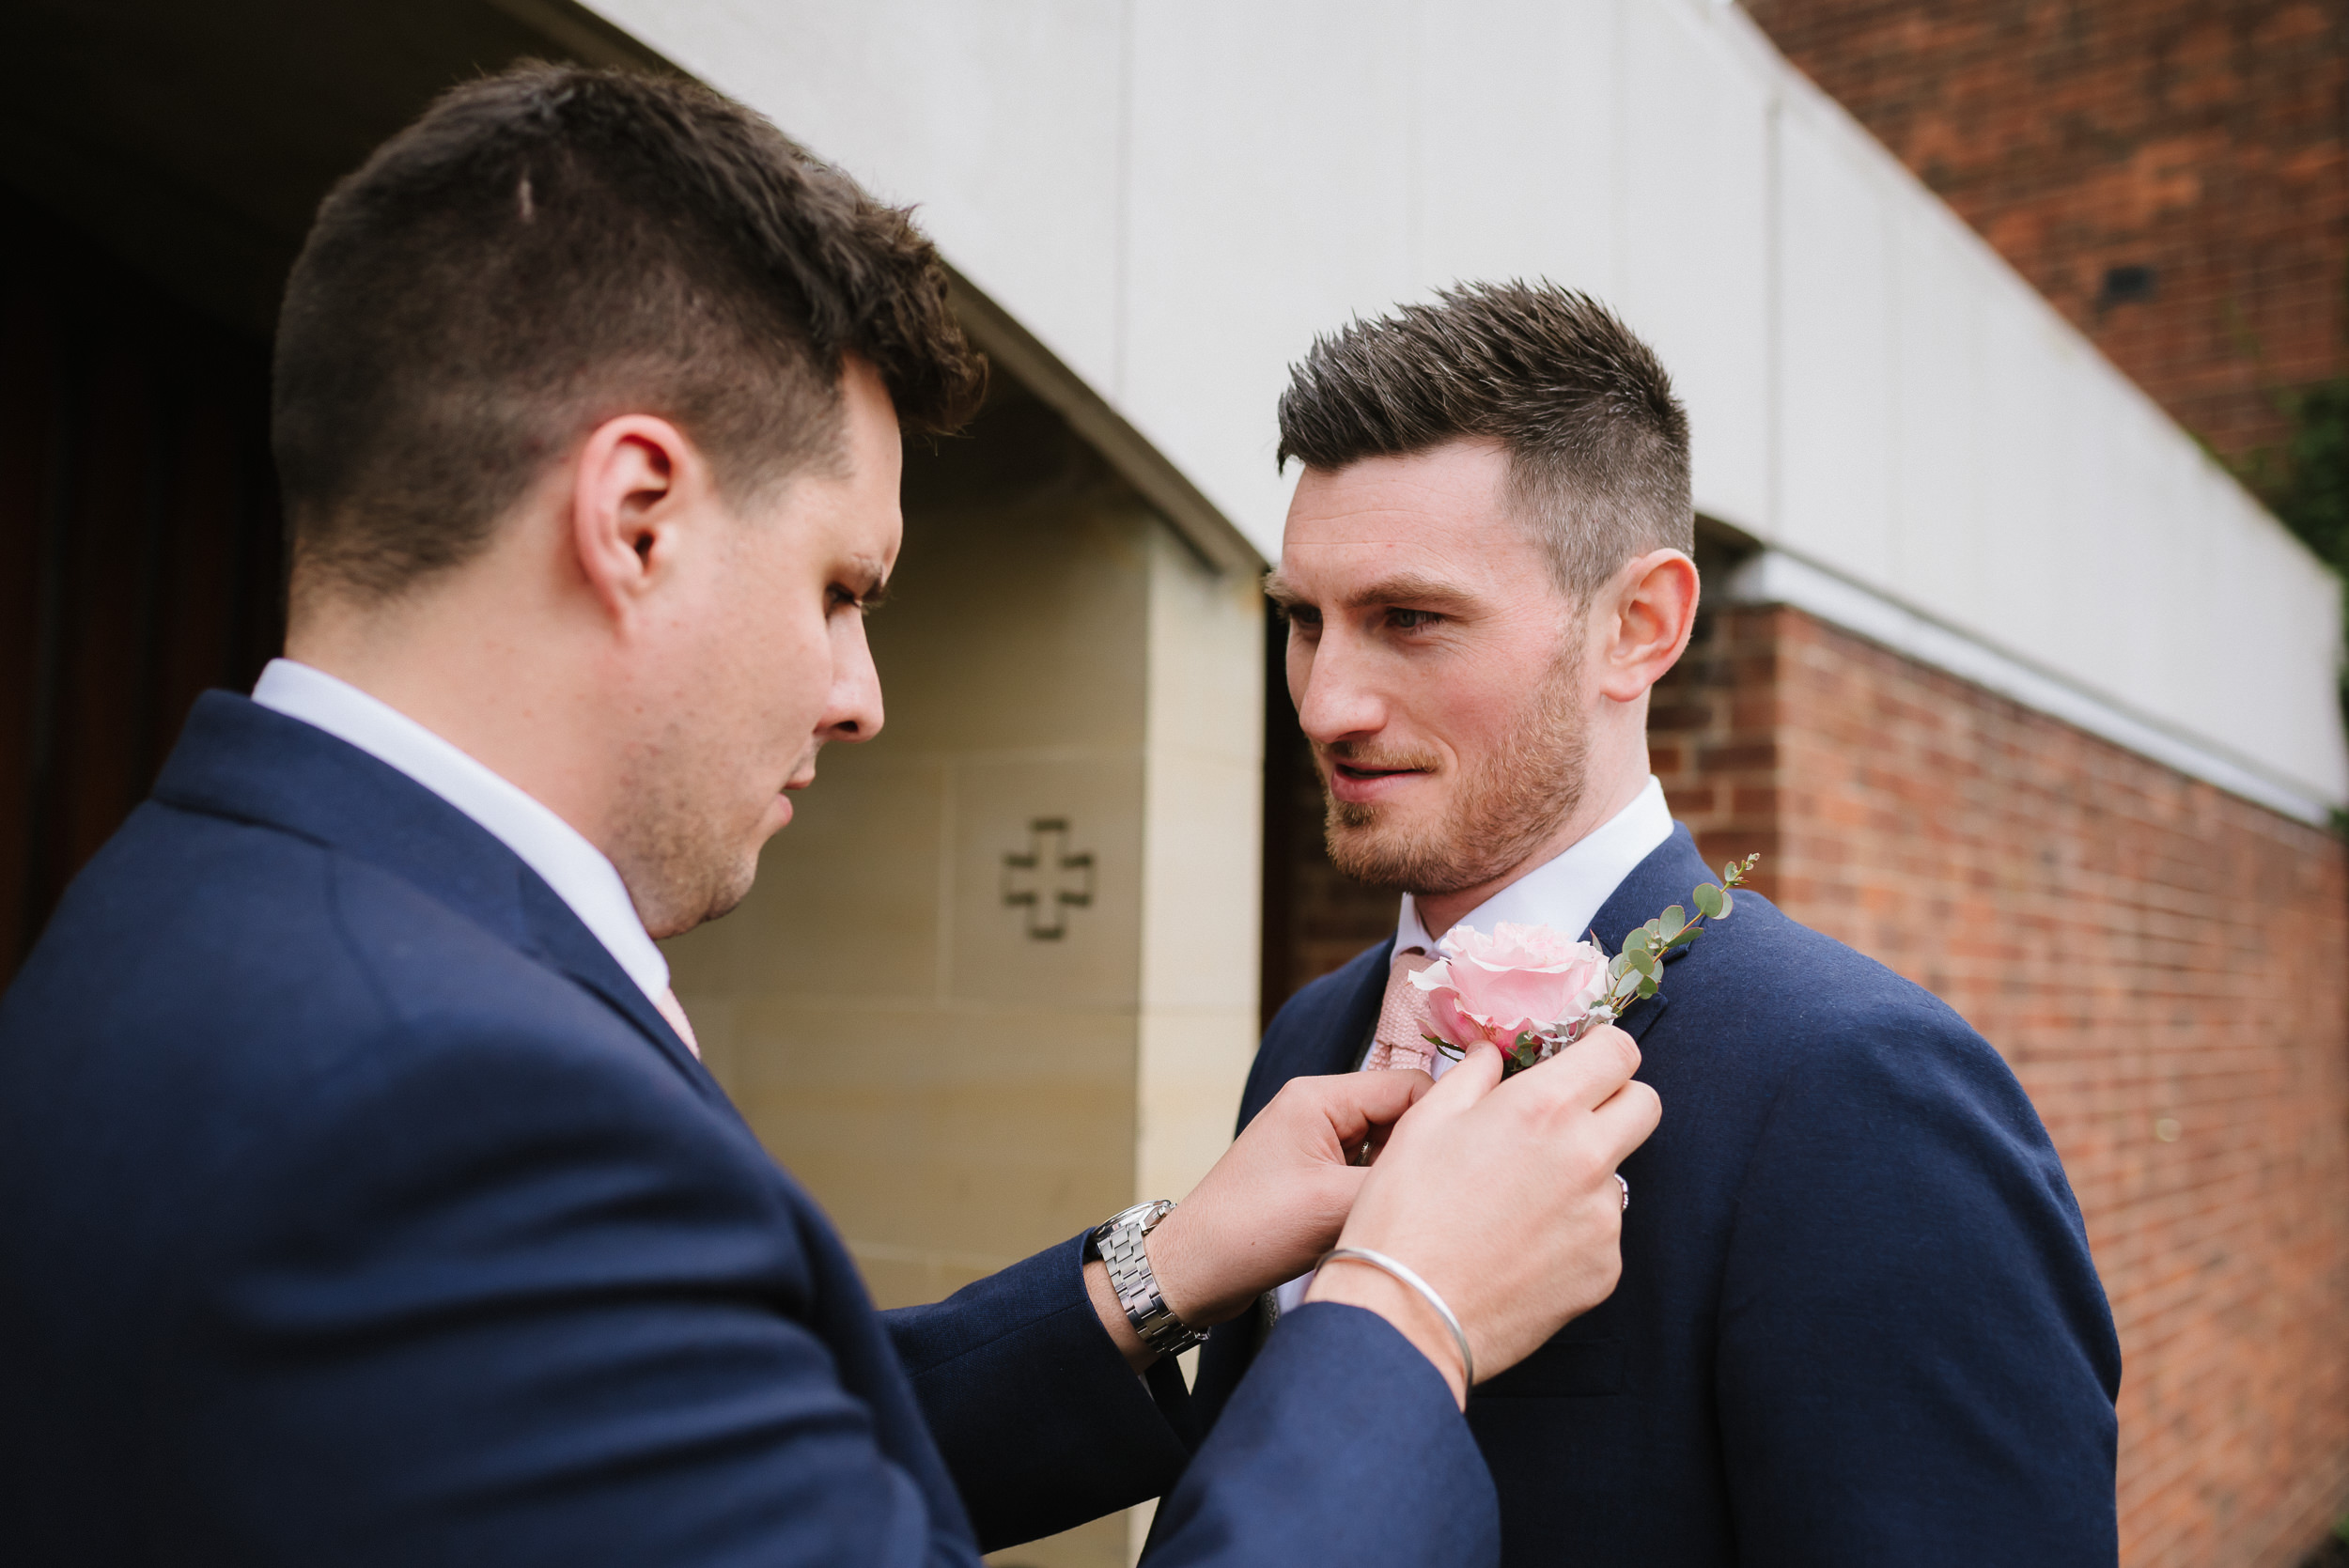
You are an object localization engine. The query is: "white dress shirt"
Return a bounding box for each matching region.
[250,659,673,1010]
[1273,776,1674,1318]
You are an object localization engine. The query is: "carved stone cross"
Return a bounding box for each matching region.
[1001,817,1096,939]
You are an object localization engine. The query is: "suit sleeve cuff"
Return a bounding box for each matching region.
[1146,1301,1499,1565]
[887,1232,1193,1550]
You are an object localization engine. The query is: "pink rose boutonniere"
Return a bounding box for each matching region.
[1411,854,1761,1076]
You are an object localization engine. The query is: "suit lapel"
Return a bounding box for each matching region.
[512,875,716,1091]
[1586,825,1722,1047]
[1588,824,1715,948]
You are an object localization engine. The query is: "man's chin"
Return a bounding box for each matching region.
[642,856,759,939]
[1326,805,1517,899]
[1324,815,1431,893]
[696,869,757,927]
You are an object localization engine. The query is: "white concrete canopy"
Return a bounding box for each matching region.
[581,0,2347,818]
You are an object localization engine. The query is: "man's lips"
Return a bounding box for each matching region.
[1326,759,1431,805]
[765,770,817,831]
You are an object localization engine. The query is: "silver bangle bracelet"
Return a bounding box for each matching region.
[1317,1246,1474,1390]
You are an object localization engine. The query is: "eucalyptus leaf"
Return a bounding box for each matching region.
[1716,887,1735,919]
[1693,883,1725,919]
[1660,905,1687,938]
[1637,973,1659,998]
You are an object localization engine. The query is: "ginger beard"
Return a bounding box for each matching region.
[1319,643,1591,897]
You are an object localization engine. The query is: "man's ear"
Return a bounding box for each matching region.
[1594,548,1700,704]
[569,414,709,624]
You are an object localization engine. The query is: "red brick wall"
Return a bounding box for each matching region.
[1262,602,2349,1557]
[1655,603,2349,1568]
[1742,0,2349,463]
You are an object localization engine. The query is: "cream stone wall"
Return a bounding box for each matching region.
[662,391,1262,1568]
[1137,524,1265,1221]
[1122,525,1267,1565]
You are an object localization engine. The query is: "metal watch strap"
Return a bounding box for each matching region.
[1087,1199,1208,1358]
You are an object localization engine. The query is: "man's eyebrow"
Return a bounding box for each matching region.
[1263,569,1474,611]
[1345,573,1472,609]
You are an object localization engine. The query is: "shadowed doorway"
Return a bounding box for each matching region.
[1,0,661,980]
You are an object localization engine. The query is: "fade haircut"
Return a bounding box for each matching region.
[1276,282,1691,599]
[273,62,987,599]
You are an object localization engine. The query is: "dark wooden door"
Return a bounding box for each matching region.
[1,193,285,981]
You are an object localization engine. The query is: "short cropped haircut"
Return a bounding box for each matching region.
[1276,282,1691,599]
[273,63,987,598]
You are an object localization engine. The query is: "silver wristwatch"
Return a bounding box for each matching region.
[1086,1199,1207,1358]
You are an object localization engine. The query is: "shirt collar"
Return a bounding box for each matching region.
[1396,776,1675,956]
[249,659,672,1007]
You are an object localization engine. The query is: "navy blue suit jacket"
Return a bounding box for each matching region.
[0,693,1499,1566]
[1192,826,2123,1567]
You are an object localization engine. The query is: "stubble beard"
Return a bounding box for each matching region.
[608,725,765,941]
[1321,655,1590,897]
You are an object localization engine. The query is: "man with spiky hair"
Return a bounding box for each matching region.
[1186,283,2122,1567]
[0,75,1661,1567]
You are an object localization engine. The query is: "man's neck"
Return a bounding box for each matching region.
[284,575,619,860]
[1409,760,1651,941]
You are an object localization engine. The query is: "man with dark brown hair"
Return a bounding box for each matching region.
[1190,283,2123,1567]
[272,65,987,608]
[0,72,1661,1567]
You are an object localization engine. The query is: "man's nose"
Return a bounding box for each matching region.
[1291,626,1384,745]
[818,616,885,745]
